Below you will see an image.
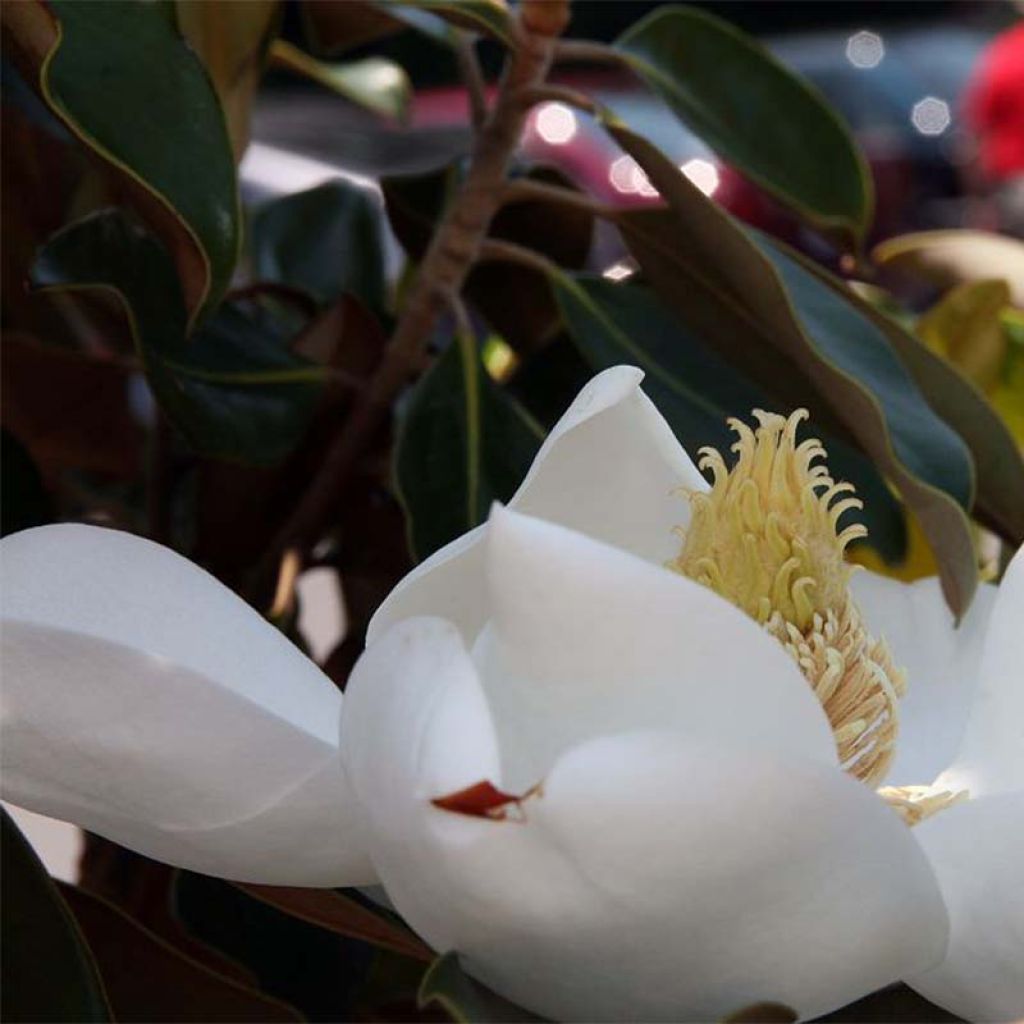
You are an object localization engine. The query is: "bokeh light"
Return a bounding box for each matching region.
[680,158,720,196]
[845,30,885,69]
[535,102,578,145]
[910,96,952,136]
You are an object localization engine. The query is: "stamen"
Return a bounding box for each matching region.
[878,785,968,826]
[669,410,906,791]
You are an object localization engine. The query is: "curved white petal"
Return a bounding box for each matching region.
[343,626,946,1022]
[369,366,706,642]
[0,525,374,885]
[907,793,1024,1021]
[850,571,998,787]
[476,506,836,787]
[939,546,1024,796]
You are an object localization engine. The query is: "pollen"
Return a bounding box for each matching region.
[670,410,907,790]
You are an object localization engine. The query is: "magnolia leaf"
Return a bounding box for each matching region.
[1,333,144,479]
[723,1002,798,1023]
[3,0,240,327]
[605,122,978,616]
[58,882,302,1022]
[395,331,544,561]
[549,273,906,562]
[251,180,387,312]
[270,40,411,121]
[917,279,1011,393]
[874,230,1024,306]
[784,253,1024,548]
[300,0,511,54]
[238,884,433,962]
[1,808,111,1022]
[418,952,544,1023]
[175,0,281,160]
[31,210,324,464]
[615,6,871,249]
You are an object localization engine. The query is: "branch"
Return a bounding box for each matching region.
[518,83,596,114]
[500,177,614,217]
[553,39,628,66]
[251,0,572,591]
[477,238,561,276]
[454,31,488,129]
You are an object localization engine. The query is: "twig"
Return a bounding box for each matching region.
[518,83,597,114]
[477,238,561,276]
[454,30,488,129]
[250,0,572,593]
[500,177,614,217]
[553,39,627,65]
[269,548,302,621]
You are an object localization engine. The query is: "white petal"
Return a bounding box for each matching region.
[850,571,999,787]
[907,793,1024,1021]
[0,525,374,885]
[475,506,836,788]
[342,628,946,1024]
[369,366,706,642]
[939,546,1024,796]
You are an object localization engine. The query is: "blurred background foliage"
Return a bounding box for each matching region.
[1,0,1022,1020]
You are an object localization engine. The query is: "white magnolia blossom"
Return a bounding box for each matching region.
[1,366,1020,1022]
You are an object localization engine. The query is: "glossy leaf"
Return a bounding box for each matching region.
[549,273,906,561]
[31,210,324,464]
[175,0,281,160]
[58,882,302,1022]
[1,808,110,1022]
[4,0,241,326]
[874,230,1024,306]
[784,252,1024,548]
[174,872,380,1021]
[300,0,511,53]
[418,952,543,1023]
[615,6,871,247]
[1,332,144,479]
[917,279,1010,393]
[606,122,978,616]
[395,332,544,561]
[238,884,432,963]
[271,40,411,121]
[251,180,387,312]
[393,0,513,44]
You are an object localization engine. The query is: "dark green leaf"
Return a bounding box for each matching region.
[24,0,240,324]
[32,210,323,464]
[1,430,53,536]
[1,808,111,1022]
[615,6,871,248]
[606,122,977,616]
[395,332,544,561]
[251,181,387,312]
[773,240,1024,548]
[58,882,302,1022]
[418,952,543,1023]
[550,274,906,562]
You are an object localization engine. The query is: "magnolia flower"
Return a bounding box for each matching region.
[1,367,1020,1022]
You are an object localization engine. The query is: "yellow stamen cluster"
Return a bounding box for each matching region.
[670,410,906,789]
[877,784,968,826]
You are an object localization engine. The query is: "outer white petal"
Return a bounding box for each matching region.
[907,794,1024,1021]
[476,506,836,787]
[369,366,706,642]
[0,525,374,885]
[939,546,1024,796]
[850,571,998,787]
[343,623,948,1022]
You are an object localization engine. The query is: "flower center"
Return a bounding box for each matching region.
[669,410,960,824]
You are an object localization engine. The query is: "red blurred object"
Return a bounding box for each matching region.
[964,22,1024,182]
